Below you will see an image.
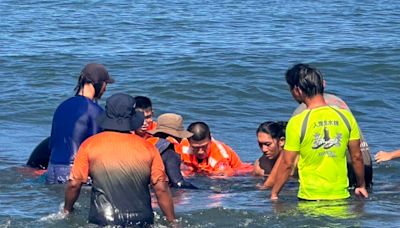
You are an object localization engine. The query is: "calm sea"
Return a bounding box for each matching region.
[1,0,400,227]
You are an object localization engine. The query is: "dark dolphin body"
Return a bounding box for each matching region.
[27,137,50,170]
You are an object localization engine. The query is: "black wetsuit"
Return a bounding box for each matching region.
[155,138,197,189]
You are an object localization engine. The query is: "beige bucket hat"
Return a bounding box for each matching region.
[148,113,193,139]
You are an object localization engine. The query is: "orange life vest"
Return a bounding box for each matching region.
[178,138,250,176]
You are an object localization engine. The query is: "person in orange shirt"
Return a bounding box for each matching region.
[134,96,157,139]
[179,121,253,176]
[63,93,175,226]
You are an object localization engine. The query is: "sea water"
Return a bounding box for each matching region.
[1,0,400,227]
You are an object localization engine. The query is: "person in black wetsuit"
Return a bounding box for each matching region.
[146,113,198,189]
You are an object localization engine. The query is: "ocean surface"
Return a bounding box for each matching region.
[1,0,400,227]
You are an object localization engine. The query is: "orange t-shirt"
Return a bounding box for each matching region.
[70,131,166,224]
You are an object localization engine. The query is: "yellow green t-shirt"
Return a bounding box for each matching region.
[284,105,360,200]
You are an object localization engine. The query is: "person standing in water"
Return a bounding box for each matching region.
[64,93,176,226]
[270,63,368,200]
[46,63,114,184]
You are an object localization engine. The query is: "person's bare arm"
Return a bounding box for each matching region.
[270,150,298,200]
[262,154,299,189]
[64,179,83,213]
[375,149,400,163]
[348,139,368,198]
[153,181,176,222]
[262,154,283,188]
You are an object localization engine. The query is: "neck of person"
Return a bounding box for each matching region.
[304,94,327,109]
[77,83,96,100]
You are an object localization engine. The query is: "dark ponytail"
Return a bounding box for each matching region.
[74,73,86,95]
[74,73,104,99]
[256,121,287,139]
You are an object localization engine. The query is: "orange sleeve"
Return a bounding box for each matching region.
[149,145,168,185]
[146,137,158,146]
[224,144,242,168]
[69,141,90,183]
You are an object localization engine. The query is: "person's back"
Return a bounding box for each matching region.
[49,96,102,164]
[74,132,162,224]
[293,93,373,188]
[287,105,358,199]
[64,93,176,226]
[270,63,368,200]
[47,63,114,184]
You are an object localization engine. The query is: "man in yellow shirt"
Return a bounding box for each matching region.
[270,63,368,200]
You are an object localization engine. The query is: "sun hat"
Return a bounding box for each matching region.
[81,63,115,84]
[97,93,144,132]
[148,113,193,139]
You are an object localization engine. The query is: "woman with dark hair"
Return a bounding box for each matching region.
[254,121,297,189]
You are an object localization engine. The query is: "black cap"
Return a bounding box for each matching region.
[81,63,115,84]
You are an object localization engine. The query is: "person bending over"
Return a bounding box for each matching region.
[254,121,297,189]
[147,113,198,189]
[179,121,253,176]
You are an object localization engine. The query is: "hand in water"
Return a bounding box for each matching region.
[213,162,234,176]
[375,151,392,163]
[355,187,368,198]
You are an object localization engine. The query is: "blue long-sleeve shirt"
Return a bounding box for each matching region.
[49,95,103,165]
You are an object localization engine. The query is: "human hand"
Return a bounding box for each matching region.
[63,207,73,215]
[375,151,392,163]
[355,187,368,198]
[169,219,183,228]
[213,162,234,176]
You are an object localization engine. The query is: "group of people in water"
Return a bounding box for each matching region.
[27,62,398,226]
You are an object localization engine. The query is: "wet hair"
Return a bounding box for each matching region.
[256,121,287,140]
[74,73,104,99]
[187,121,211,141]
[134,96,153,111]
[285,63,324,97]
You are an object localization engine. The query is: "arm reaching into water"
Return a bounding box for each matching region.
[258,154,298,190]
[348,139,368,198]
[375,149,400,163]
[153,180,176,223]
[270,150,298,200]
[64,179,83,213]
[162,149,198,189]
